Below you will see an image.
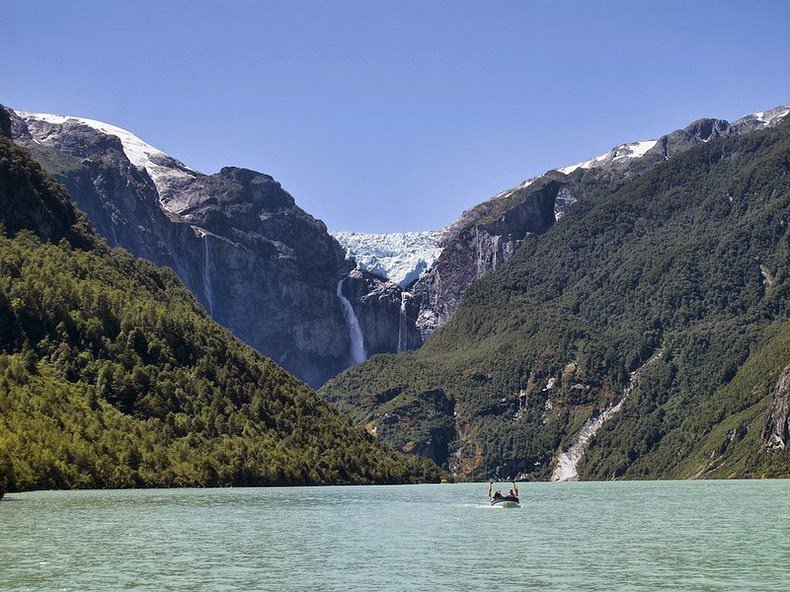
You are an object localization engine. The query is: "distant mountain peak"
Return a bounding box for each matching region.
[557,138,659,175]
[552,105,789,178]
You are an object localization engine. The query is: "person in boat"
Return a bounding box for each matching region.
[488,482,503,500]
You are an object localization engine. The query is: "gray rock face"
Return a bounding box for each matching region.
[339,269,423,356]
[9,110,356,387]
[762,365,790,452]
[410,178,561,339]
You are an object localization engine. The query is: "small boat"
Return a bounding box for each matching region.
[488,480,521,508]
[490,495,520,508]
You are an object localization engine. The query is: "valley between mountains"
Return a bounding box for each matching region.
[1,103,788,490]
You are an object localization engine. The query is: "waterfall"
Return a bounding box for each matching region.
[337,277,366,364]
[397,291,410,353]
[551,349,664,482]
[203,234,215,316]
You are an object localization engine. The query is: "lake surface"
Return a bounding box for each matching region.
[1,481,788,591]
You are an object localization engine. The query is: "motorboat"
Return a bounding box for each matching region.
[490,495,520,508]
[488,480,520,508]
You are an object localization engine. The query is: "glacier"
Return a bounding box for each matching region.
[332,230,444,288]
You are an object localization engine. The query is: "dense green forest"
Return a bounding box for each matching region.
[322,117,790,480]
[0,111,442,493]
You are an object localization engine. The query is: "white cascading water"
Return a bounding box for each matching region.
[397,291,410,353]
[203,234,215,316]
[337,277,366,364]
[551,350,664,482]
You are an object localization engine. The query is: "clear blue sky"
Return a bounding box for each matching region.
[3,1,788,232]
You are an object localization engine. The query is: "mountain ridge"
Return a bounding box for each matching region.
[9,104,789,390]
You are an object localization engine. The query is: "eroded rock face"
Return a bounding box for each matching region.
[762,365,790,452]
[409,178,561,340]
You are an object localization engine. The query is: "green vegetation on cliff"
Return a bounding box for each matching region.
[0,113,441,492]
[321,117,790,480]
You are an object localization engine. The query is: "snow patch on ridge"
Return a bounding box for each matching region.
[557,139,658,175]
[15,111,198,201]
[333,231,444,288]
[751,106,790,126]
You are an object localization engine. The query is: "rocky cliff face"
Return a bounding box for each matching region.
[9,109,359,387]
[762,365,790,452]
[410,177,561,338]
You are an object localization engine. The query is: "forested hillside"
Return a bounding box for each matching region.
[0,109,441,492]
[321,116,790,480]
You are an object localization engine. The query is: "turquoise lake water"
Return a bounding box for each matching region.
[2,480,788,591]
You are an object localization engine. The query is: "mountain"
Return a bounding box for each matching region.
[0,107,441,492]
[405,106,790,342]
[320,112,790,481]
[8,105,788,390]
[8,110,369,387]
[335,108,789,360]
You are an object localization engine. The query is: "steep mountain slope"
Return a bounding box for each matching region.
[11,107,786,389]
[8,110,368,387]
[407,106,790,342]
[321,115,790,480]
[0,109,441,492]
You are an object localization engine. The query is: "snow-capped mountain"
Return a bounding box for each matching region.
[14,111,199,207]
[7,103,788,386]
[556,139,659,175]
[332,230,444,287]
[404,105,790,340]
[9,108,361,387]
[532,106,788,189]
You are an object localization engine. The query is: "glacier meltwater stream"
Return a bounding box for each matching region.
[202,233,215,317]
[397,291,410,353]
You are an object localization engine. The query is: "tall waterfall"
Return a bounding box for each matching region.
[337,277,366,364]
[397,291,410,353]
[203,234,215,316]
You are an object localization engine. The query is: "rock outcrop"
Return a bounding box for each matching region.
[762,365,790,452]
[410,177,561,338]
